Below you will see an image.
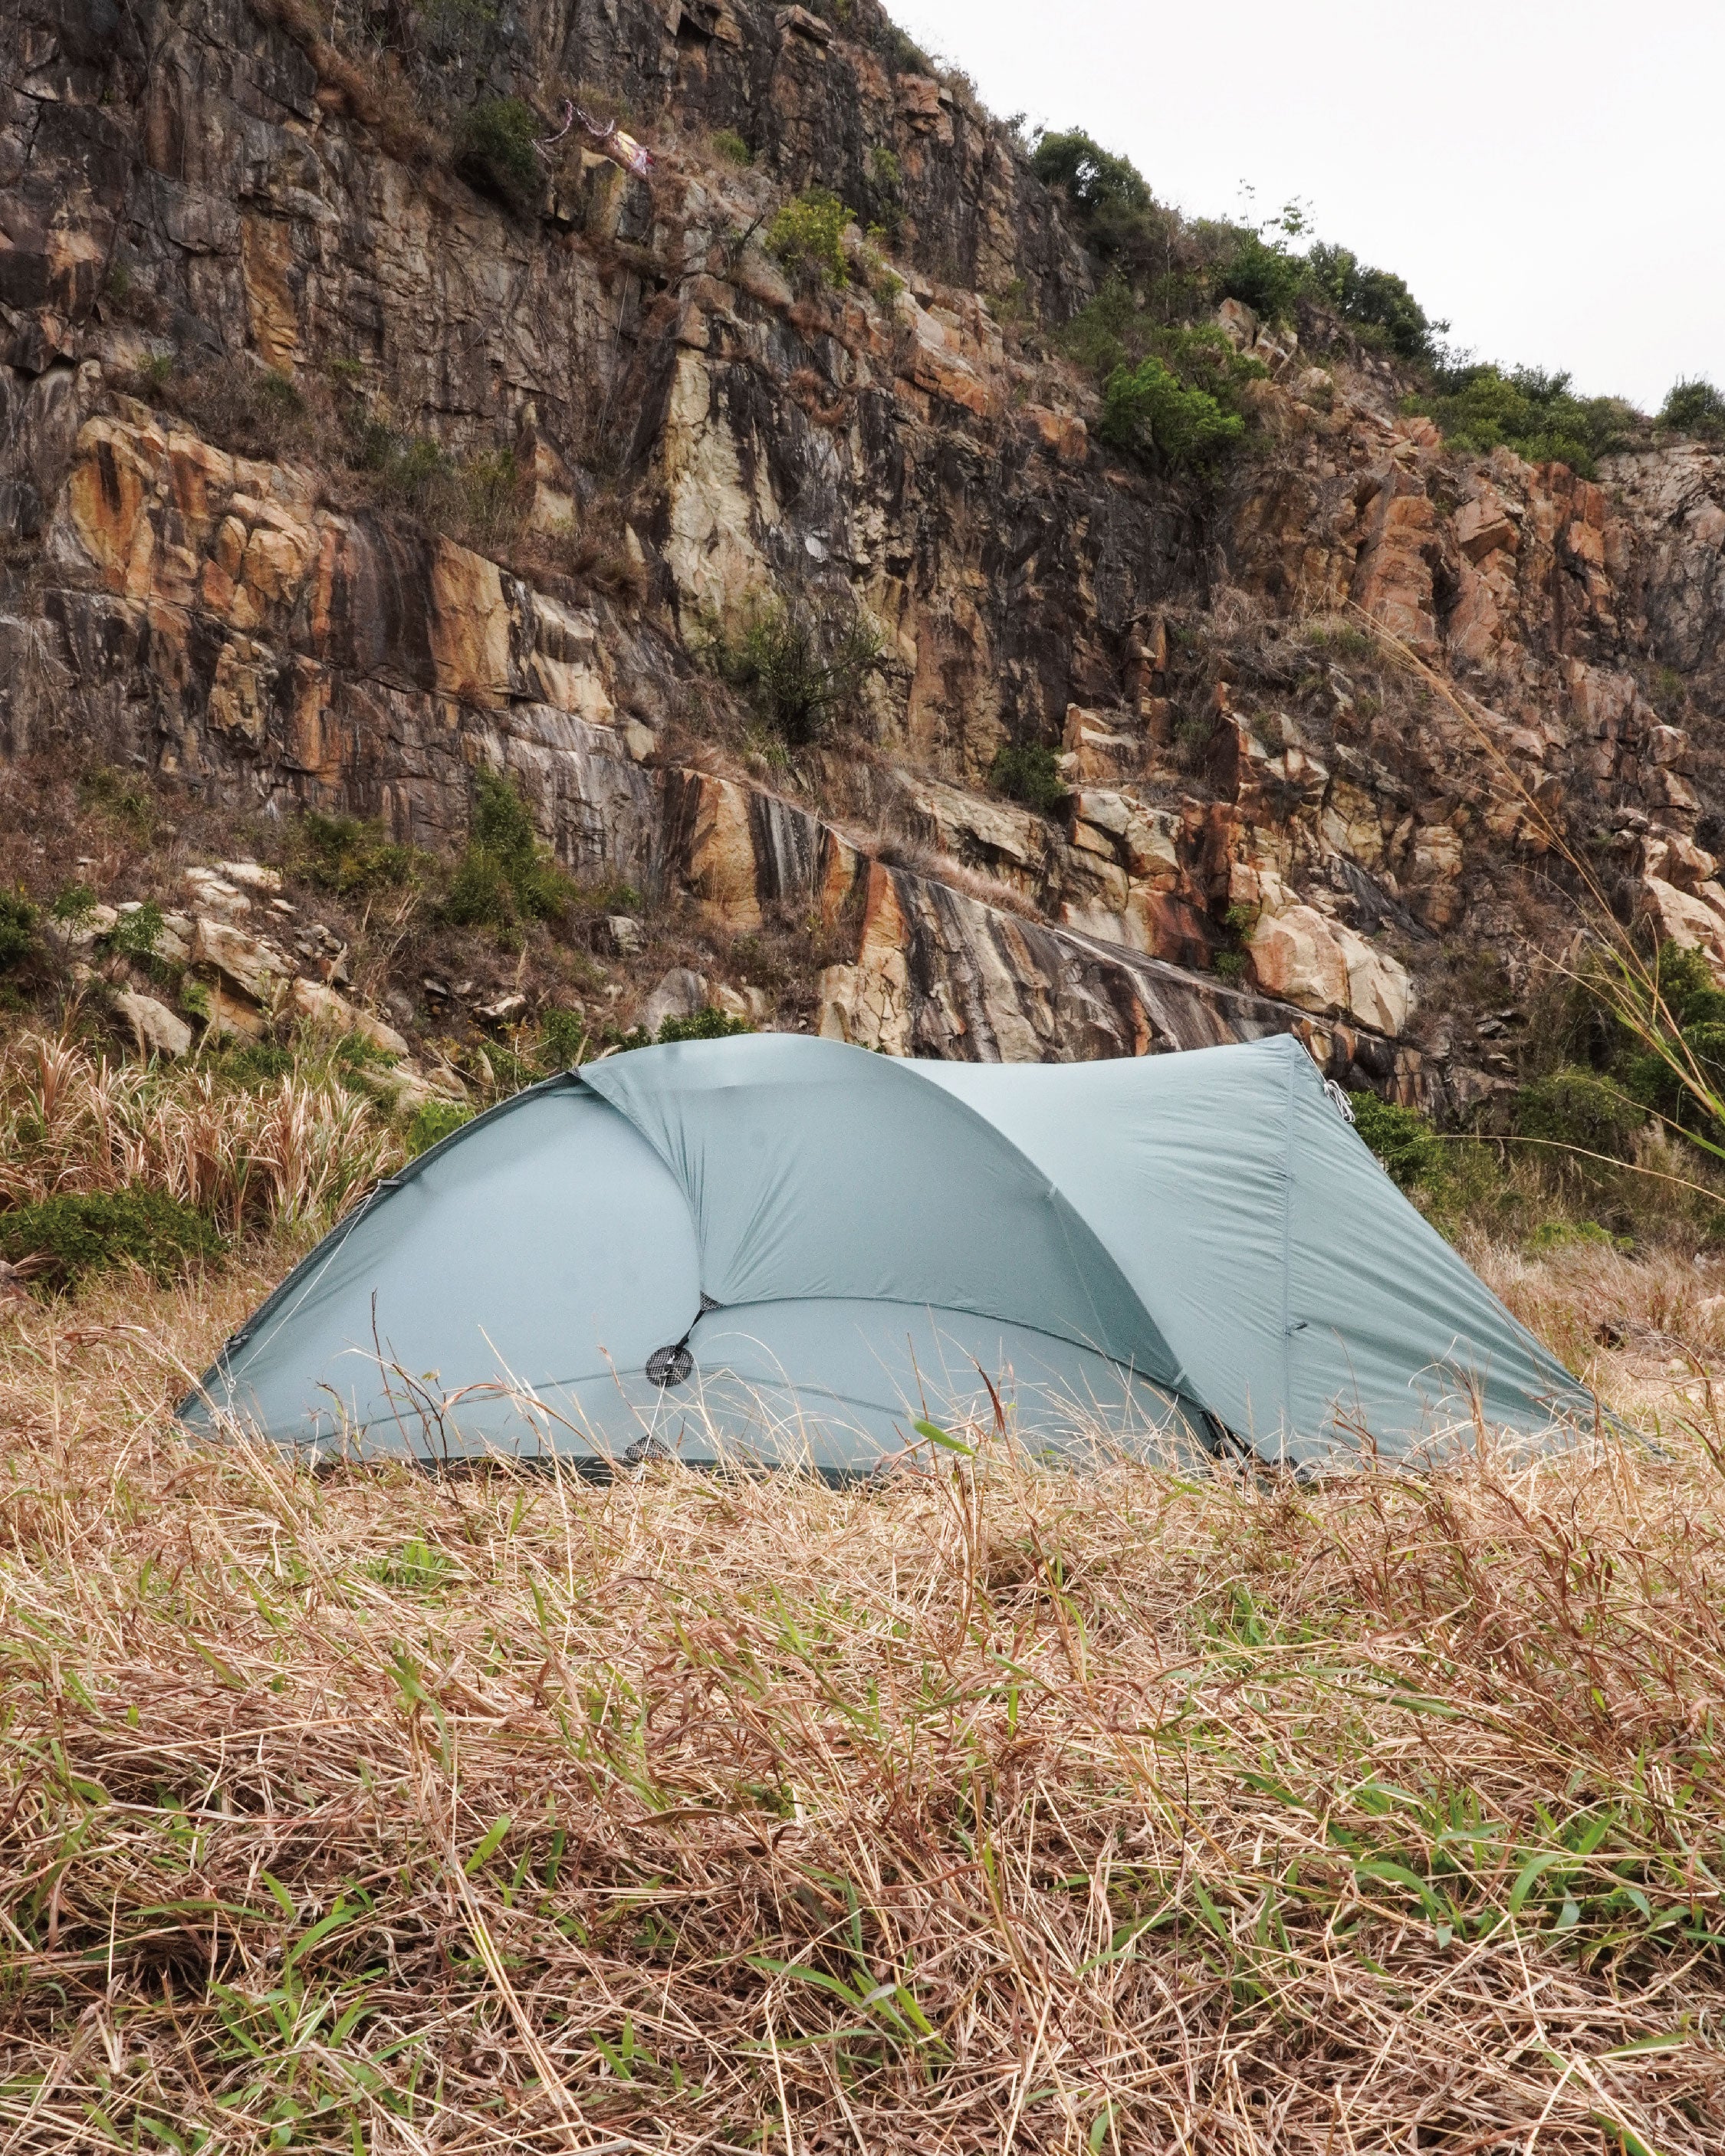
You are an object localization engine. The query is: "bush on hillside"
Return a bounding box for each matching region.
[406,1099,475,1156]
[988,742,1068,816]
[1512,1067,1646,1162]
[297,812,422,897]
[1217,231,1305,324]
[1612,944,1725,1143]
[1063,284,1265,471]
[0,1188,222,1291]
[1306,242,1443,363]
[1100,354,1245,469]
[1030,130,1152,219]
[443,770,573,940]
[1408,363,1638,479]
[766,189,852,288]
[709,597,881,747]
[1349,1092,1445,1191]
[656,1007,753,1044]
[455,98,543,212]
[1661,376,1725,442]
[0,892,38,973]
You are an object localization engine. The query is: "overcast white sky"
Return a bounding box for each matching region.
[895,0,1720,410]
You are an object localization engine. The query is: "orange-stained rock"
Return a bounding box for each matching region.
[678,770,764,928]
[1248,902,1349,1014]
[1351,468,1438,655]
[819,861,912,1053]
[428,538,512,706]
[1021,406,1088,463]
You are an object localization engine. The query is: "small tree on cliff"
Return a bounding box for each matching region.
[710,596,882,748]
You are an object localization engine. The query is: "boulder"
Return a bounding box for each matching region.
[640,968,709,1036]
[1248,904,1349,1016]
[113,990,193,1060]
[1248,903,1414,1035]
[289,977,409,1057]
[1641,876,1725,968]
[184,867,251,918]
[1334,924,1414,1037]
[190,916,291,1004]
[217,859,284,892]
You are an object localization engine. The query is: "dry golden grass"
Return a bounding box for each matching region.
[0,1034,399,1236]
[1,1251,1723,2152]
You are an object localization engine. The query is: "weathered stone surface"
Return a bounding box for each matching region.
[640,968,711,1034]
[3,0,1724,1107]
[190,917,291,1006]
[113,989,193,1060]
[289,977,409,1057]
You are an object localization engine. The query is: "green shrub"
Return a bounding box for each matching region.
[988,742,1068,815]
[1029,130,1173,271]
[298,811,420,896]
[1611,944,1725,1142]
[0,1188,222,1291]
[710,598,881,746]
[767,189,852,287]
[443,771,573,941]
[868,144,902,192]
[1218,231,1305,324]
[0,891,40,971]
[539,1007,590,1070]
[1660,377,1725,442]
[1100,354,1245,468]
[51,884,97,928]
[1064,287,1264,471]
[406,1099,474,1156]
[712,129,752,166]
[1031,130,1151,218]
[1512,1066,1645,1162]
[456,97,543,212]
[109,901,166,963]
[656,1007,753,1044]
[1349,1093,1445,1190]
[1408,363,1638,480]
[1525,1219,1631,1256]
[219,1040,296,1086]
[79,765,156,835]
[1306,242,1441,363]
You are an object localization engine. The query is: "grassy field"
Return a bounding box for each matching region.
[1,1238,1723,2154]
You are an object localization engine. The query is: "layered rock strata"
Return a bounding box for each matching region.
[4,0,1725,1096]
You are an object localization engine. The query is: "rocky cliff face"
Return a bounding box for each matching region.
[5,0,1725,1097]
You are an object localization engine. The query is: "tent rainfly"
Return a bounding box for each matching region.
[181,1034,1598,1472]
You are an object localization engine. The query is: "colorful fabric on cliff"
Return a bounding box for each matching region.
[182,1035,1598,1476]
[573,104,653,178]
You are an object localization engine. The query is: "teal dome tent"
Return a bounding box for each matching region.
[181,1034,1597,1472]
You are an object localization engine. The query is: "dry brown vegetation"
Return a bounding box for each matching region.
[1,1247,1723,2152]
[0,1034,397,1235]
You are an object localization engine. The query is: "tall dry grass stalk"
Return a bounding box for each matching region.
[0,1267,1722,2152]
[0,1033,401,1235]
